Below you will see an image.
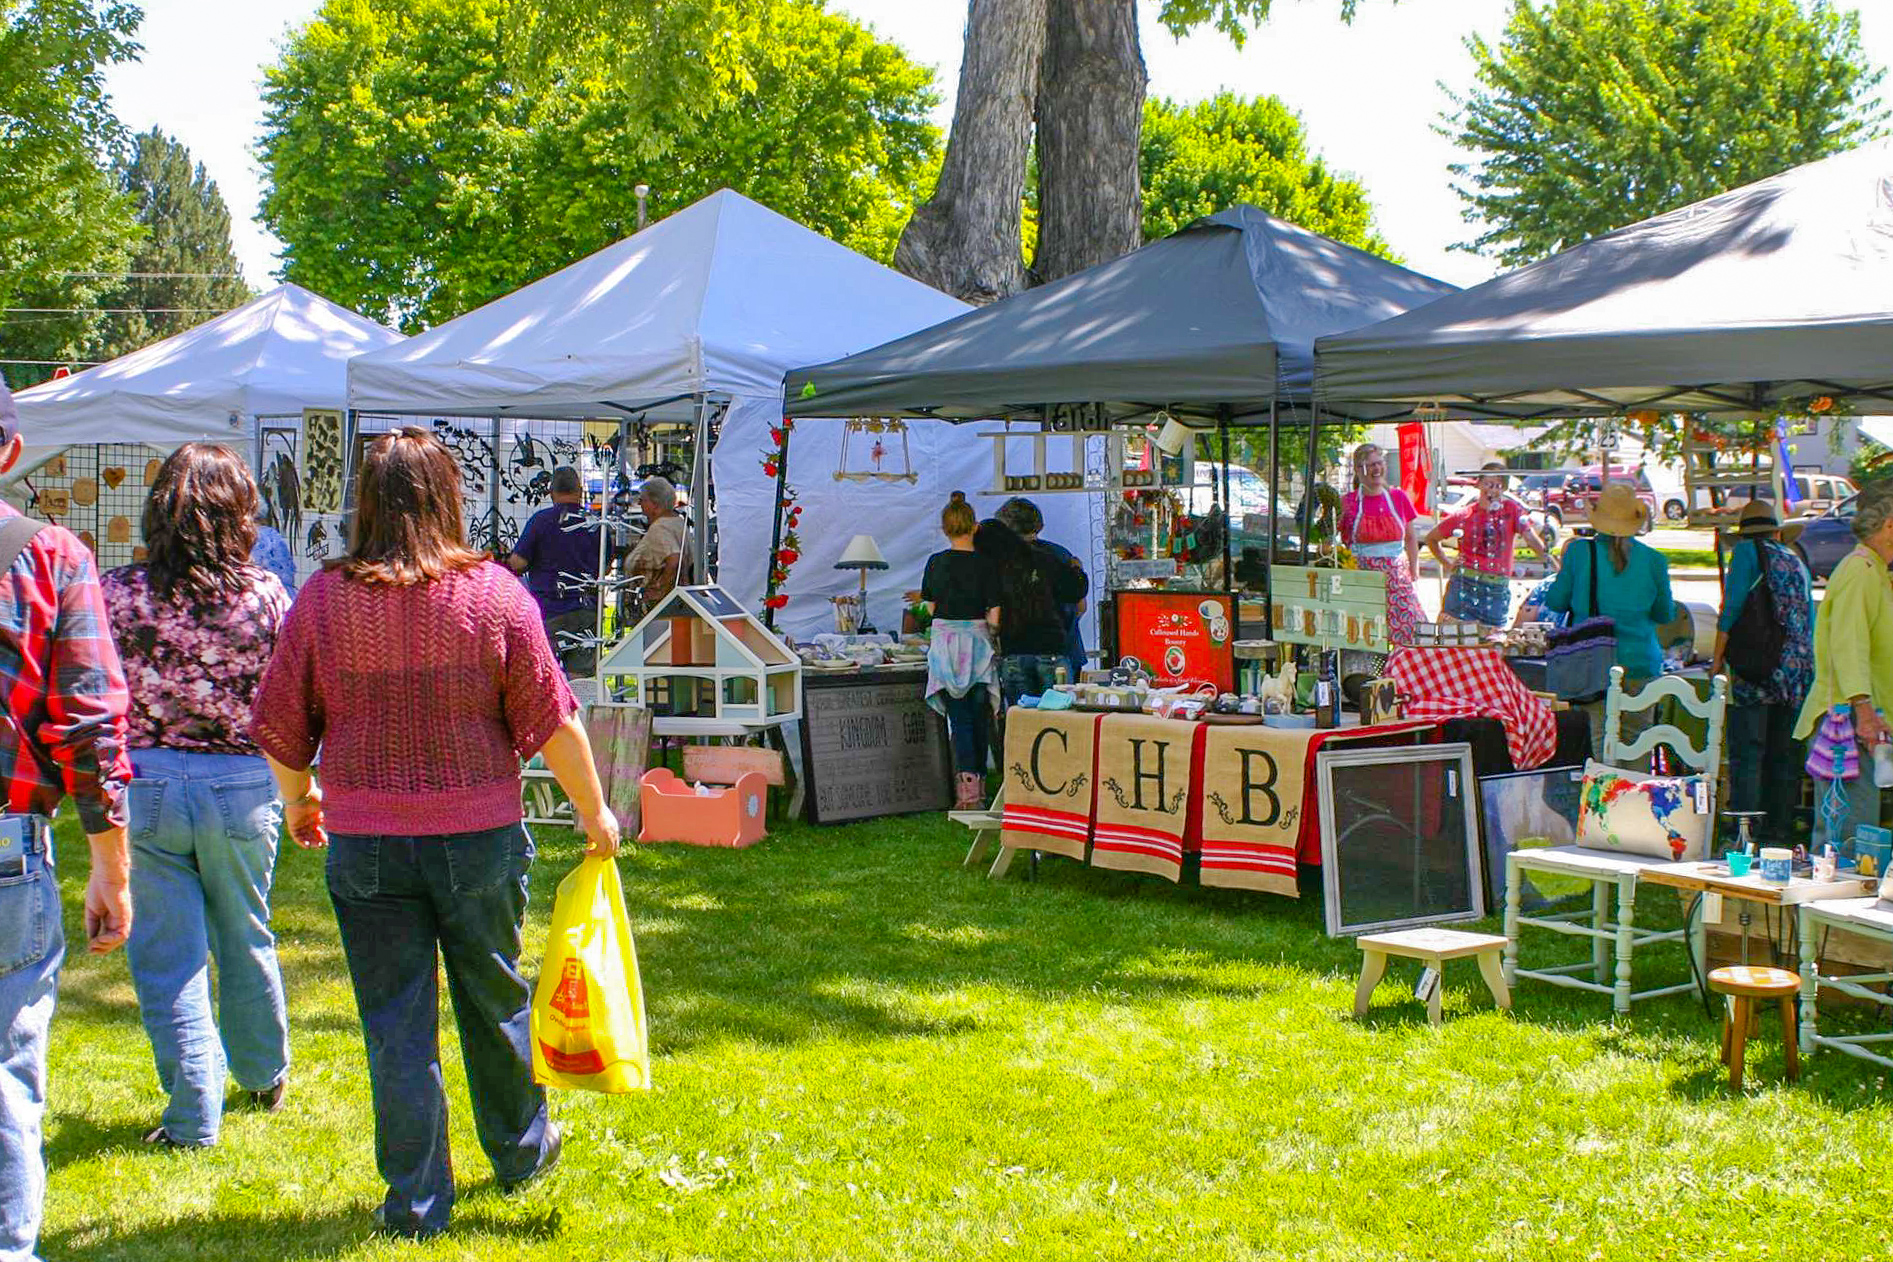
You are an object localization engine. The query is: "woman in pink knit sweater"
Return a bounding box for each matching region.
[251,427,619,1241]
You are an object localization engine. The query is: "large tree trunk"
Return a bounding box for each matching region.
[893,0,1046,304]
[1032,0,1145,285]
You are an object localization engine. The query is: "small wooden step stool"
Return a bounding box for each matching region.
[1708,965,1800,1091]
[1355,927,1512,1026]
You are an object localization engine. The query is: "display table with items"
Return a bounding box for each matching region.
[993,708,1436,897]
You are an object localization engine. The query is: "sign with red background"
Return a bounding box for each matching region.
[1113,590,1235,692]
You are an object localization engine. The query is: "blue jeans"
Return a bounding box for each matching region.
[998,654,1065,707]
[940,690,992,774]
[326,824,551,1237]
[0,821,60,1262]
[126,751,289,1146]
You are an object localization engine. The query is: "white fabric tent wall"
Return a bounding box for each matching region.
[713,398,1096,645]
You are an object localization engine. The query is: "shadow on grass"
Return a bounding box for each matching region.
[41,1201,561,1261]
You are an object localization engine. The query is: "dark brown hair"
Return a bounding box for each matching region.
[142,443,260,602]
[333,426,486,584]
[941,490,975,537]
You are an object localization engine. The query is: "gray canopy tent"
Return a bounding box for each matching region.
[783,205,1460,634]
[785,204,1454,425]
[1314,139,1893,418]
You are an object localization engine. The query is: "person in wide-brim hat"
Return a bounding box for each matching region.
[1588,481,1651,537]
[1725,497,1807,544]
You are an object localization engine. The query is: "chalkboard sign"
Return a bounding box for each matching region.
[799,671,953,823]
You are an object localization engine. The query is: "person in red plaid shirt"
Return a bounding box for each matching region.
[0,380,133,1262]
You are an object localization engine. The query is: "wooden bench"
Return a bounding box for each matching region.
[1356,927,1512,1026]
[952,786,1013,877]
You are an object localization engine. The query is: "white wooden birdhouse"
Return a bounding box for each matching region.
[598,585,802,730]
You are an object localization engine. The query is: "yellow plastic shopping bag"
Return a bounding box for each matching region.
[531,855,651,1093]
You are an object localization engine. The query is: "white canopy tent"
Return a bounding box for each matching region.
[12,283,402,447]
[347,188,1096,641]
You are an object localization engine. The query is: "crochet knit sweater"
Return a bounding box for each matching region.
[250,561,576,836]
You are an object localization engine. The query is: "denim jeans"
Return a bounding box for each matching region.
[1727,702,1805,847]
[326,823,551,1237]
[997,653,1065,707]
[0,821,60,1262]
[940,691,992,774]
[126,750,288,1146]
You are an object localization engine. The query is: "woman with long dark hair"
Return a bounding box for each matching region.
[251,427,620,1240]
[975,517,1088,706]
[103,443,292,1147]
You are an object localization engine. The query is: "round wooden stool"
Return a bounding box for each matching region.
[1708,965,1800,1091]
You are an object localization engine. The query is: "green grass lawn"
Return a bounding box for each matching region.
[35,809,1893,1261]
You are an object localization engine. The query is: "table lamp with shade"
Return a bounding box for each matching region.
[834,534,888,633]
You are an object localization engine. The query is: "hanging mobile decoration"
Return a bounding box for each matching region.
[834,417,917,483]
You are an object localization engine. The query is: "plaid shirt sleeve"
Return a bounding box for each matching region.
[1,525,131,831]
[39,540,132,831]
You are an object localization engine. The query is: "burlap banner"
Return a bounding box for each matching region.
[1091,714,1199,882]
[999,710,1100,861]
[1195,724,1315,897]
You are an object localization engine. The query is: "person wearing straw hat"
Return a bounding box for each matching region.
[1540,481,1677,761]
[1709,500,1815,848]
[1422,461,1559,629]
[1794,479,1893,854]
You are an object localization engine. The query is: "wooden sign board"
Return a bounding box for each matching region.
[799,674,953,823]
[1268,565,1391,653]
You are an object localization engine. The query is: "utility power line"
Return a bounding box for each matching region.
[5,307,237,315]
[51,271,246,279]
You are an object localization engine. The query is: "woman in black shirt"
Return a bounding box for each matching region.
[975,518,1089,707]
[909,493,1001,809]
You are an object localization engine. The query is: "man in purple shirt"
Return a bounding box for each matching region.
[508,467,602,675]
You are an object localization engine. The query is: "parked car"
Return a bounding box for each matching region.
[1796,494,1858,582]
[1542,466,1658,532]
[1186,460,1274,520]
[1664,471,1856,524]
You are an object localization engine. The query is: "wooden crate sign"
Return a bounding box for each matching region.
[799,675,952,823]
[1268,565,1390,653]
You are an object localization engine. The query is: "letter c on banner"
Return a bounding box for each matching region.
[1030,726,1069,795]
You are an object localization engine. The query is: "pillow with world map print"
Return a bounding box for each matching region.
[1577,759,1711,861]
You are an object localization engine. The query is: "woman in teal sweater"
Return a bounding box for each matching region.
[1540,484,1676,759]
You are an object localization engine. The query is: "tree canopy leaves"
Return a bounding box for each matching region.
[1140,92,1392,256]
[1446,0,1886,266]
[0,0,143,387]
[91,128,253,362]
[258,0,940,331]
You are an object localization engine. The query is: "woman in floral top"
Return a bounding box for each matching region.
[102,443,292,1148]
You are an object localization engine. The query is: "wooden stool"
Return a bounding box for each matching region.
[1708,965,1800,1091]
[1355,928,1512,1026]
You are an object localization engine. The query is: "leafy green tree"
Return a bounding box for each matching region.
[1447,0,1885,266]
[0,0,143,387]
[1140,93,1392,254]
[91,128,253,361]
[258,0,938,330]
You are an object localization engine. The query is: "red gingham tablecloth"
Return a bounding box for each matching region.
[1385,645,1557,771]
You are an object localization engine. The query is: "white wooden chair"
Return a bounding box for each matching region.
[1502,666,1729,1013]
[1798,897,1893,1071]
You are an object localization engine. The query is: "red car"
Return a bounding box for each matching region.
[1540,466,1659,533]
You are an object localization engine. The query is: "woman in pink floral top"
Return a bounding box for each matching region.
[101,443,292,1148]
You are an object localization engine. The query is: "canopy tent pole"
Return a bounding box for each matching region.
[689,394,711,581]
[1218,406,1233,613]
[1300,413,1319,566]
[762,415,792,630]
[489,418,504,554]
[1266,400,1279,638]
